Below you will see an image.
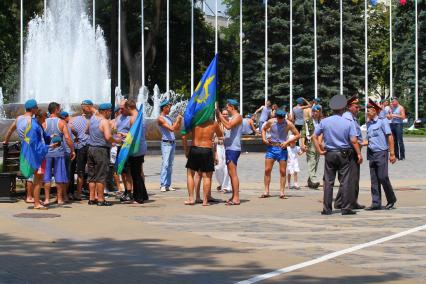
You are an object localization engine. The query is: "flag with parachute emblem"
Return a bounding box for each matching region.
[115,105,144,175]
[182,54,218,134]
[19,117,48,178]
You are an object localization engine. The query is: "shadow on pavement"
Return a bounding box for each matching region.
[0,233,261,284]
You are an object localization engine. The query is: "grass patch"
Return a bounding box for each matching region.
[404,128,426,136]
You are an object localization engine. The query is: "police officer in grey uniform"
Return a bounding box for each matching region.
[334,96,365,210]
[364,99,397,210]
[312,95,363,215]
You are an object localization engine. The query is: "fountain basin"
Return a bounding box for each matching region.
[0,103,182,142]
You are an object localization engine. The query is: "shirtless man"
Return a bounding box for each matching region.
[183,120,223,206]
[261,109,300,199]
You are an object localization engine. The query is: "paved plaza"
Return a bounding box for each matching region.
[1,141,426,283]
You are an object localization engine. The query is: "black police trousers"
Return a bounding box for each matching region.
[334,153,360,209]
[368,150,396,206]
[323,150,355,212]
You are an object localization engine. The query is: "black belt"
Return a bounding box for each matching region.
[162,140,175,144]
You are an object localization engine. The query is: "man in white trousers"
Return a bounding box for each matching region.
[215,109,231,193]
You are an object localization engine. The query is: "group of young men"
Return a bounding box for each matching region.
[3,98,149,209]
[3,94,405,215]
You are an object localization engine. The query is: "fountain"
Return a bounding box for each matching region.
[22,0,110,105]
[0,0,188,142]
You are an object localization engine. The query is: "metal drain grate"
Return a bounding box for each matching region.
[13,213,61,218]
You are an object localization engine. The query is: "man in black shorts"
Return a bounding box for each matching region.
[183,120,223,206]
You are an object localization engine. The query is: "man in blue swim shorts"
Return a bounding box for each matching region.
[261,109,300,199]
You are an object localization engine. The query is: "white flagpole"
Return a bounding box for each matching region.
[93,0,95,28]
[166,0,170,96]
[118,0,121,90]
[290,0,293,112]
[191,0,194,93]
[240,0,243,115]
[20,0,24,99]
[142,0,145,87]
[415,0,418,121]
[339,0,343,95]
[365,0,368,118]
[215,0,218,54]
[265,0,268,105]
[314,0,318,99]
[389,0,393,99]
[44,0,47,18]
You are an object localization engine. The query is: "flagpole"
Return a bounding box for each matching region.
[339,0,343,95]
[314,0,318,99]
[191,0,194,93]
[166,0,170,96]
[215,0,218,54]
[93,0,95,28]
[290,0,293,111]
[118,0,121,90]
[239,0,243,115]
[415,0,418,121]
[20,0,23,99]
[44,0,47,18]
[265,0,268,105]
[389,0,392,99]
[142,0,145,87]
[365,0,368,120]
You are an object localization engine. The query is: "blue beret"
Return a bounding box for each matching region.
[296,97,304,104]
[312,105,322,111]
[160,99,171,108]
[81,99,93,106]
[275,109,286,117]
[59,111,69,118]
[24,99,38,110]
[99,103,112,110]
[227,99,239,107]
[314,97,321,102]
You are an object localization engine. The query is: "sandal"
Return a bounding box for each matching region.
[184,201,195,205]
[225,201,240,206]
[279,195,288,199]
[33,205,48,210]
[260,194,270,198]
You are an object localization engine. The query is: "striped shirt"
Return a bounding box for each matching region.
[70,115,89,149]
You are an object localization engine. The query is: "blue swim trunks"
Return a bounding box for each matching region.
[43,156,69,183]
[265,146,288,162]
[225,150,241,165]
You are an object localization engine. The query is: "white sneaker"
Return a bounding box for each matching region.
[160,186,167,192]
[167,186,176,191]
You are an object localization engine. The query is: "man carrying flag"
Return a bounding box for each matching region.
[181,55,223,206]
[3,99,49,209]
[116,99,148,204]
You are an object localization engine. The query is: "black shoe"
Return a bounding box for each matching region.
[353,204,366,210]
[97,201,113,206]
[321,210,332,215]
[385,202,396,210]
[365,205,381,211]
[312,182,320,189]
[120,194,133,202]
[341,209,357,215]
[88,200,97,205]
